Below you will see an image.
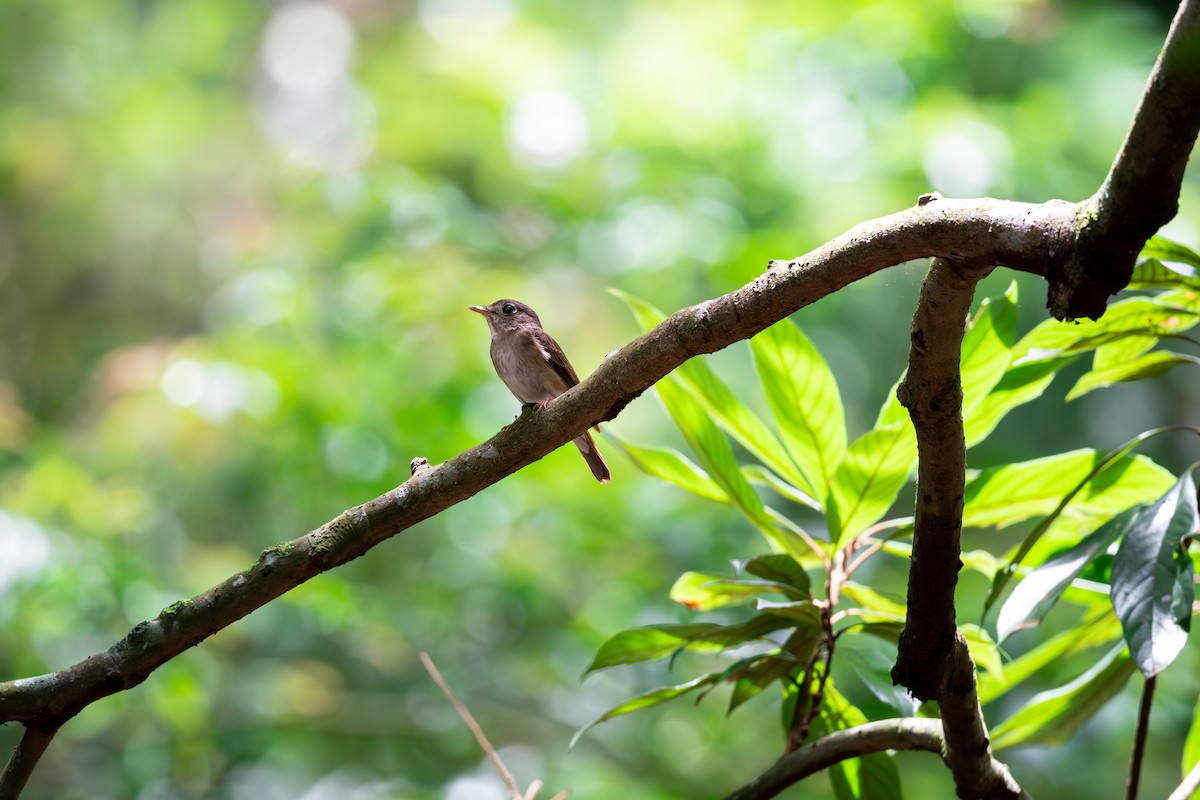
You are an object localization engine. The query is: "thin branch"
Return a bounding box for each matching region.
[1169,756,1200,800]
[1126,674,1156,800]
[420,652,523,800]
[722,718,945,800]
[0,724,59,800]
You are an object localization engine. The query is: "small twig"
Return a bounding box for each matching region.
[0,723,60,800]
[845,518,913,577]
[419,652,524,800]
[1125,674,1156,800]
[1168,755,1200,800]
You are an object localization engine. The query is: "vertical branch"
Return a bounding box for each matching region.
[891,258,1024,799]
[892,258,978,700]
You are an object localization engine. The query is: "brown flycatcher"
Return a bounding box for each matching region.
[469,299,611,483]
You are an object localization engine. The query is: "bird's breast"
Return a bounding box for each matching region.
[490,332,570,404]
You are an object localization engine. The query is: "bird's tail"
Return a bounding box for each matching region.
[573,430,611,483]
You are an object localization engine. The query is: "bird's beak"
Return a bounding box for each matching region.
[468,305,489,315]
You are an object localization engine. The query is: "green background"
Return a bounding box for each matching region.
[1,0,1198,797]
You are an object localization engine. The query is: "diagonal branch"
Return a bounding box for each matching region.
[0,724,59,800]
[0,197,1078,732]
[721,718,945,800]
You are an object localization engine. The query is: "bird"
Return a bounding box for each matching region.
[469,299,611,483]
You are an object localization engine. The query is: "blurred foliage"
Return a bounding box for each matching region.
[0,0,1198,798]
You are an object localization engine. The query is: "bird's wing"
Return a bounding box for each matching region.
[532,327,581,388]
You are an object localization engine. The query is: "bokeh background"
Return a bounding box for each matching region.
[2,0,1199,798]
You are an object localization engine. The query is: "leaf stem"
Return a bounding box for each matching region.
[1126,674,1156,800]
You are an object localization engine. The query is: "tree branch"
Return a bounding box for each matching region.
[0,724,59,800]
[0,5,1197,788]
[892,258,979,701]
[1058,0,1200,320]
[890,260,1024,799]
[721,718,945,800]
[0,196,1077,731]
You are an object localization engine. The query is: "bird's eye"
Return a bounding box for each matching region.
[501,303,516,315]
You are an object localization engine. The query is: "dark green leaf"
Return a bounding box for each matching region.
[822,682,903,800]
[729,624,823,714]
[1111,471,1198,677]
[735,553,812,594]
[996,505,1142,642]
[570,673,722,749]
[584,624,729,674]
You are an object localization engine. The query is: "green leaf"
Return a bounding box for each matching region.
[611,288,817,498]
[655,376,792,550]
[686,614,800,648]
[979,607,1123,704]
[609,287,669,332]
[571,673,722,748]
[669,572,808,611]
[840,582,907,618]
[990,643,1136,750]
[1130,257,1200,289]
[1111,471,1198,677]
[996,506,1141,642]
[611,434,727,503]
[833,636,918,716]
[962,624,1003,678]
[1141,235,1200,272]
[964,357,1069,446]
[751,319,847,495]
[821,682,903,800]
[585,616,797,676]
[1067,351,1200,401]
[584,624,730,673]
[735,553,812,594]
[963,449,1173,536]
[983,429,1188,616]
[961,282,1017,418]
[827,422,917,549]
[1183,694,1200,788]
[757,599,823,626]
[743,464,820,508]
